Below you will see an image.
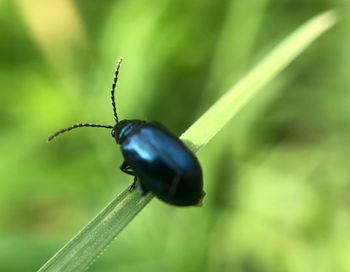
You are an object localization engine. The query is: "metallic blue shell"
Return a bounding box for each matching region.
[118,121,203,206]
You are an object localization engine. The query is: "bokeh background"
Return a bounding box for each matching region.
[0,0,349,271]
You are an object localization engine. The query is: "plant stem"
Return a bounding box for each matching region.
[38,188,153,272]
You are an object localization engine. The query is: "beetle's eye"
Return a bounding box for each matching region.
[111,129,116,138]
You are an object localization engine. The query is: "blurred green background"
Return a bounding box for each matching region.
[0,0,349,271]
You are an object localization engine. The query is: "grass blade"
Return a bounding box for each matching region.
[182,10,337,152]
[38,190,153,272]
[38,10,337,272]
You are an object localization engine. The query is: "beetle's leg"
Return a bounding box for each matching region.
[120,162,144,194]
[135,178,149,196]
[121,162,148,196]
[121,162,137,192]
[120,161,135,176]
[121,161,138,192]
[128,178,137,192]
[128,177,149,196]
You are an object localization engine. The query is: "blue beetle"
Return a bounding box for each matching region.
[48,58,204,206]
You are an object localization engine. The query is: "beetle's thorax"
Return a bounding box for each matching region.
[112,119,145,144]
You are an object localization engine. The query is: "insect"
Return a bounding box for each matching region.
[48,58,205,206]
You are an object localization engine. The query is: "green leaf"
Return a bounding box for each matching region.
[181,10,337,152]
[38,10,337,272]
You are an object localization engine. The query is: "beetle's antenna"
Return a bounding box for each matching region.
[111,57,123,123]
[48,123,114,142]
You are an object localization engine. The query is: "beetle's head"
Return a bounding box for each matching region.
[111,119,145,144]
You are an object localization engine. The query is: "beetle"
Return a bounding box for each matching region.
[48,58,205,206]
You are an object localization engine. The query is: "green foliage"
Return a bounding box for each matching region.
[38,11,337,272]
[0,1,347,272]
